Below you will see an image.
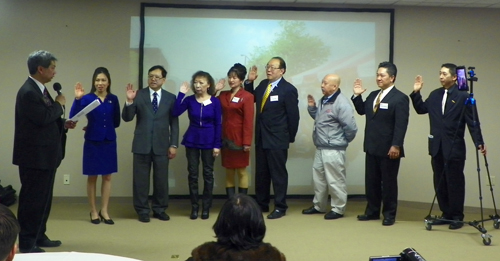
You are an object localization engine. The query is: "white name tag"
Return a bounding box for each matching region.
[203,99,212,106]
[270,95,279,102]
[379,103,388,109]
[231,97,240,103]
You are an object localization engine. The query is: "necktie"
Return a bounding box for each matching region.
[152,92,158,113]
[43,88,51,106]
[261,83,272,112]
[442,89,448,114]
[373,90,383,113]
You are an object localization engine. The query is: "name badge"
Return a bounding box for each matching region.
[231,97,240,103]
[379,103,388,109]
[203,99,212,106]
[270,95,279,102]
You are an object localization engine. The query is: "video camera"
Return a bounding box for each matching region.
[369,247,427,261]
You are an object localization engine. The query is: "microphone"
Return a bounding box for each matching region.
[53,82,62,95]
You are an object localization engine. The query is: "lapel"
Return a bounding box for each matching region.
[444,85,459,116]
[29,78,54,105]
[158,89,170,113]
[371,86,396,118]
[140,88,155,115]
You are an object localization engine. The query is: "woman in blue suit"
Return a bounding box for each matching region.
[70,67,120,225]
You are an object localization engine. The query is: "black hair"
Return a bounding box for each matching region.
[227,63,247,81]
[441,63,457,77]
[148,65,167,78]
[0,204,20,261]
[27,50,57,75]
[191,71,215,95]
[378,61,398,82]
[90,67,112,94]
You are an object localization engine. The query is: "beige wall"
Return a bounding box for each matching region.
[1,0,499,208]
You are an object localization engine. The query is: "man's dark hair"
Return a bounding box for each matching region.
[90,67,112,94]
[271,56,287,72]
[148,65,167,78]
[0,204,20,261]
[441,63,457,77]
[227,63,247,81]
[213,194,266,250]
[378,61,397,82]
[191,71,215,95]
[27,50,57,75]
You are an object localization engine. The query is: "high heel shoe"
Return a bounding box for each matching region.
[90,212,100,224]
[99,211,115,225]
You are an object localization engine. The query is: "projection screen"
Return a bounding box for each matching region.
[131,4,394,195]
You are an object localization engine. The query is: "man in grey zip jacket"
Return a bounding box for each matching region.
[302,74,357,219]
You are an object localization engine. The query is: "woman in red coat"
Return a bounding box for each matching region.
[216,63,255,198]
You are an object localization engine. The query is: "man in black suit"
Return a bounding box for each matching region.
[245,57,300,219]
[122,65,179,222]
[410,63,486,229]
[351,61,409,226]
[13,50,75,253]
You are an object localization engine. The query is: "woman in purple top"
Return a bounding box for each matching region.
[173,71,222,220]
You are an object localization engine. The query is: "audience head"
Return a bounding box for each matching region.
[377,61,397,88]
[27,50,57,83]
[213,194,266,250]
[0,204,20,261]
[90,67,112,94]
[191,71,215,95]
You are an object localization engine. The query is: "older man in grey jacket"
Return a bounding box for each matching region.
[302,74,358,220]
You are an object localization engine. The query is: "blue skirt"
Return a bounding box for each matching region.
[83,140,117,175]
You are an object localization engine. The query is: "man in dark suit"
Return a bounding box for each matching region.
[13,50,75,253]
[245,57,300,219]
[351,61,409,226]
[410,63,486,229]
[122,65,179,222]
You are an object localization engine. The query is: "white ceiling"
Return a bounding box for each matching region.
[196,0,500,8]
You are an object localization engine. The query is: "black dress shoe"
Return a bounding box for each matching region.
[201,209,209,220]
[324,211,344,220]
[99,211,115,225]
[449,220,464,230]
[90,212,100,224]
[357,214,380,221]
[138,213,150,223]
[190,206,199,220]
[153,212,170,221]
[302,206,323,215]
[382,218,395,226]
[267,210,285,219]
[37,238,62,247]
[19,246,45,253]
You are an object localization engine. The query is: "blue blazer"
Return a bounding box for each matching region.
[70,93,120,141]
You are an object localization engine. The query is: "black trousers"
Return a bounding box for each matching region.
[17,166,56,248]
[133,152,170,215]
[431,150,466,220]
[364,153,400,219]
[255,146,289,211]
[186,148,214,209]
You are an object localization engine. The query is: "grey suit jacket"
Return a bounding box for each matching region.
[122,87,179,155]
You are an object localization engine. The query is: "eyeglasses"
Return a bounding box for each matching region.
[265,65,281,71]
[148,75,164,80]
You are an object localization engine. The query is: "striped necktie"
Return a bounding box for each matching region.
[373,90,383,113]
[261,83,272,112]
[43,88,51,106]
[152,92,158,113]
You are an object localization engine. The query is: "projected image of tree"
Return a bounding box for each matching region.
[248,21,331,77]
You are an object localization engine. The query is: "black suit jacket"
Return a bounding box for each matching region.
[352,86,409,157]
[13,78,65,170]
[246,78,299,149]
[410,84,484,160]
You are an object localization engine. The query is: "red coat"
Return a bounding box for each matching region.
[218,88,254,168]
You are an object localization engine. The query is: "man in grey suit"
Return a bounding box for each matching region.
[122,65,179,222]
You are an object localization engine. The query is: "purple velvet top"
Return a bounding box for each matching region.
[173,92,222,149]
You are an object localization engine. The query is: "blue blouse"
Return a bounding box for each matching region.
[173,92,222,149]
[69,93,121,141]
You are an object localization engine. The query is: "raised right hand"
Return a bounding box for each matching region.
[353,78,367,95]
[307,94,316,107]
[180,81,190,94]
[74,82,85,100]
[126,83,136,102]
[414,75,424,92]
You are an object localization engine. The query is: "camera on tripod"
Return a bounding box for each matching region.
[456,65,477,91]
[369,247,427,261]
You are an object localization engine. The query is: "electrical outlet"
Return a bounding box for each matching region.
[63,174,70,185]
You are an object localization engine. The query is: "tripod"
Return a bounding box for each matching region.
[423,67,500,245]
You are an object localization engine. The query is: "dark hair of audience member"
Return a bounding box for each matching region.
[213,194,266,250]
[0,204,20,261]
